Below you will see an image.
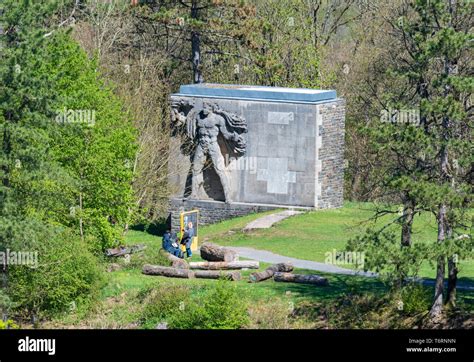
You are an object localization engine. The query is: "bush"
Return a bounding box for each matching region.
[198,280,249,329]
[139,284,191,329]
[8,230,104,318]
[399,284,432,315]
[139,280,249,329]
[246,299,293,329]
[0,319,19,329]
[0,289,15,315]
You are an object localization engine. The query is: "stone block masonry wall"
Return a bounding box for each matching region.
[318,99,346,208]
[169,198,278,232]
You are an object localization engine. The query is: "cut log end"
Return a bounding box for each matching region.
[159,248,189,269]
[200,242,238,262]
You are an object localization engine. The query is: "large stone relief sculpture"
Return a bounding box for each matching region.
[171,99,247,203]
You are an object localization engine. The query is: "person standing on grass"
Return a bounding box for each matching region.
[181,221,194,258]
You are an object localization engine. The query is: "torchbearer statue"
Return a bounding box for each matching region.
[171,100,247,203]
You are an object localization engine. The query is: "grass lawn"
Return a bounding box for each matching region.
[48,225,389,328]
[47,220,388,328]
[119,226,387,305]
[52,257,388,328]
[200,202,474,282]
[47,202,472,328]
[123,202,473,308]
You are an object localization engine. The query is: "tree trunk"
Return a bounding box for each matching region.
[191,0,203,84]
[249,263,294,283]
[431,132,450,319]
[189,260,259,270]
[194,270,241,281]
[446,222,456,307]
[430,49,455,320]
[430,254,445,318]
[142,264,194,278]
[430,204,447,319]
[446,255,457,307]
[392,197,416,289]
[199,242,238,262]
[274,272,328,286]
[142,264,242,281]
[401,198,414,247]
[159,248,189,269]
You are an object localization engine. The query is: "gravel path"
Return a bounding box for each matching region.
[226,246,377,277]
[225,246,474,290]
[228,211,474,290]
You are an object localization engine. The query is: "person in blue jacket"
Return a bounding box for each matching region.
[162,229,181,257]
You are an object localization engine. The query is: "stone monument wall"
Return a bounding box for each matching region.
[168,84,346,229]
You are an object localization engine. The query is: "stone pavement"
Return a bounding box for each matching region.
[243,210,303,231]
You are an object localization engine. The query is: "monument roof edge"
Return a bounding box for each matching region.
[171,83,338,103]
[170,93,343,105]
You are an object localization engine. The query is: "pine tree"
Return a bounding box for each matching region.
[354,0,472,319]
[0,0,69,273]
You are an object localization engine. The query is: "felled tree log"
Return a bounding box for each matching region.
[200,243,239,262]
[194,270,241,281]
[249,263,294,283]
[159,248,189,269]
[142,265,241,281]
[142,264,194,278]
[274,272,328,286]
[106,244,146,257]
[189,260,259,270]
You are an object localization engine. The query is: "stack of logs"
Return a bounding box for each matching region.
[143,243,259,281]
[249,263,328,286]
[143,242,328,286]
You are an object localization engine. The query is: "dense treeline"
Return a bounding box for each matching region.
[0,1,136,319]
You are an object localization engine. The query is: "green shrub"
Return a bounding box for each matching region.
[246,298,293,329]
[399,284,432,315]
[139,284,191,329]
[8,230,104,318]
[139,280,249,329]
[0,319,19,329]
[198,280,249,329]
[0,289,15,315]
[168,302,207,329]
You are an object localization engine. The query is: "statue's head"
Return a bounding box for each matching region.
[200,108,210,117]
[200,102,213,117]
